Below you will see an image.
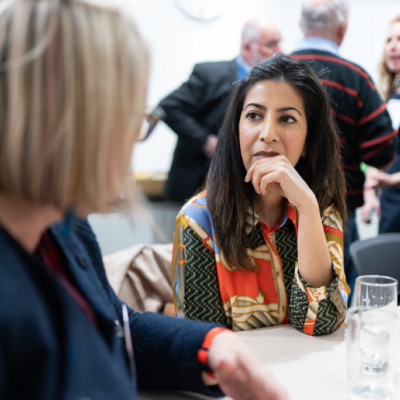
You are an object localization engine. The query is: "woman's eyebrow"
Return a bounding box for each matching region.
[277,106,303,116]
[243,103,266,111]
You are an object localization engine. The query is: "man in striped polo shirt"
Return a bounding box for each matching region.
[291,0,397,303]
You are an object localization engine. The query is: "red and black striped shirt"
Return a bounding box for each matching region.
[292,49,397,211]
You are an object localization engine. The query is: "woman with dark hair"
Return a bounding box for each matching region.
[172,53,349,335]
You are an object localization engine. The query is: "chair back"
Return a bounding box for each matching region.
[349,233,400,287]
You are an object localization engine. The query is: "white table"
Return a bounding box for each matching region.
[140,307,400,399]
[139,322,348,400]
[236,323,348,399]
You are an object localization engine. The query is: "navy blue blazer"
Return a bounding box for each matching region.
[0,218,222,399]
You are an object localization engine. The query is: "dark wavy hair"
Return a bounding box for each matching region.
[206,53,347,271]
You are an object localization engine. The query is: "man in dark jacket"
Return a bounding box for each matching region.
[291,0,398,302]
[159,18,282,203]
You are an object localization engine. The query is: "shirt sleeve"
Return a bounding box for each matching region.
[171,212,227,325]
[158,64,216,154]
[288,205,348,336]
[355,74,398,168]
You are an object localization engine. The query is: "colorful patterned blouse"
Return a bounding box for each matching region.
[171,192,350,336]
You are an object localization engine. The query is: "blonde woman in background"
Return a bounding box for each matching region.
[379,15,400,127]
[362,16,400,233]
[0,1,288,400]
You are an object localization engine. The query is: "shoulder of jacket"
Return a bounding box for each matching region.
[193,59,236,78]
[179,192,212,225]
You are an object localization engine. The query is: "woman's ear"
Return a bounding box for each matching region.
[301,147,307,157]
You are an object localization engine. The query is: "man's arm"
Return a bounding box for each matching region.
[159,63,227,156]
[355,79,398,168]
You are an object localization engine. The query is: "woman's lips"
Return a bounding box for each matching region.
[254,151,280,159]
[388,55,400,63]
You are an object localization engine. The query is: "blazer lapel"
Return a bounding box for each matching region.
[50,222,117,324]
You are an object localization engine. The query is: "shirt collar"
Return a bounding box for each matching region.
[236,55,252,80]
[292,36,340,56]
[245,201,299,236]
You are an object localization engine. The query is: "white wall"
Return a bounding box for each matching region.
[128,0,400,174]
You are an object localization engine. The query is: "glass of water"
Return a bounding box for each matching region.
[347,307,398,400]
[356,275,398,309]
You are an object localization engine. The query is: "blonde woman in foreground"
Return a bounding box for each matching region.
[0,1,288,399]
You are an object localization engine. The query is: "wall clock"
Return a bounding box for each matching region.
[175,0,227,22]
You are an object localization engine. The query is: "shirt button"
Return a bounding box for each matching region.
[77,254,88,270]
[276,271,280,277]
[282,306,286,312]
[313,292,320,296]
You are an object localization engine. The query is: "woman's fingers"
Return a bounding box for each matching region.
[246,156,313,208]
[252,161,293,197]
[245,157,285,184]
[250,158,288,194]
[259,171,282,195]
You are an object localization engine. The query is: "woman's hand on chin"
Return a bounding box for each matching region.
[244,155,316,211]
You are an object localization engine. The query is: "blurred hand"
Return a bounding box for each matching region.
[203,135,218,158]
[361,188,381,223]
[364,167,400,189]
[369,172,400,189]
[363,166,381,189]
[207,331,289,400]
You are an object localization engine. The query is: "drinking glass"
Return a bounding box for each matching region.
[347,307,398,400]
[355,275,398,309]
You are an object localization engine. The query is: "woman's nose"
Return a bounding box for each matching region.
[387,39,396,51]
[260,119,279,142]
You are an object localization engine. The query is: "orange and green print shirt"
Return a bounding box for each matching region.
[171,192,349,335]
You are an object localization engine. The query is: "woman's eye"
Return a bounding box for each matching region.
[247,111,260,121]
[281,116,296,123]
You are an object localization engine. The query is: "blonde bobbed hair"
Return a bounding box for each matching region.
[0,0,149,213]
[378,15,400,102]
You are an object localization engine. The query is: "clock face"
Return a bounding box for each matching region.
[175,0,227,22]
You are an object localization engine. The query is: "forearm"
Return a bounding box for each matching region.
[296,198,333,287]
[160,107,210,150]
[387,171,400,186]
[158,69,212,148]
[289,268,346,336]
[288,204,347,336]
[130,311,223,396]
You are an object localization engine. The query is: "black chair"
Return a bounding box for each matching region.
[349,233,400,302]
